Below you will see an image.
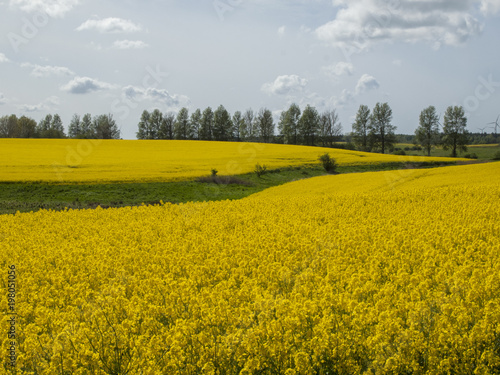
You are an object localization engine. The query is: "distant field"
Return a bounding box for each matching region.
[0,139,466,183]
[395,143,500,160]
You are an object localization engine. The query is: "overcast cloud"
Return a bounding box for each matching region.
[1,0,499,138]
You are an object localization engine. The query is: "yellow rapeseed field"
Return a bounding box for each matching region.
[1,161,499,374]
[0,139,462,183]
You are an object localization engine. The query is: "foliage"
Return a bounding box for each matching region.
[278,103,301,145]
[415,105,440,156]
[254,163,267,177]
[257,108,274,143]
[318,153,338,173]
[298,104,320,146]
[442,105,468,157]
[351,104,371,151]
[368,102,397,154]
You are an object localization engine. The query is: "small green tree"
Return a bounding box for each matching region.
[299,105,320,146]
[368,102,396,154]
[254,163,267,178]
[415,106,440,156]
[319,153,338,174]
[352,104,371,151]
[442,105,468,157]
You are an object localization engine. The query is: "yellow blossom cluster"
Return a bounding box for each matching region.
[1,162,499,374]
[0,139,462,183]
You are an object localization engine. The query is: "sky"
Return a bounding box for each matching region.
[1,0,499,139]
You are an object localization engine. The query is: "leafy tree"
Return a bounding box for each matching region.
[319,153,338,173]
[17,116,37,138]
[232,111,244,141]
[159,112,175,140]
[50,114,65,138]
[68,114,81,138]
[278,103,301,145]
[299,105,320,146]
[37,114,65,138]
[442,105,468,157]
[137,109,163,140]
[213,105,232,141]
[199,107,214,140]
[80,113,94,139]
[320,109,343,147]
[149,109,163,139]
[174,108,191,140]
[190,109,202,140]
[243,109,256,141]
[137,110,152,140]
[352,105,371,151]
[368,102,396,154]
[257,108,274,143]
[415,106,440,156]
[94,114,120,139]
[0,115,19,138]
[37,114,52,138]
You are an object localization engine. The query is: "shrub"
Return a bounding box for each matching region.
[463,153,478,159]
[492,151,500,161]
[318,153,338,174]
[255,163,268,178]
[393,150,406,156]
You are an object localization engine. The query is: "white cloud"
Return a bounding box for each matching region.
[113,40,149,50]
[278,25,286,37]
[323,61,354,78]
[355,74,380,94]
[21,63,74,77]
[61,76,116,94]
[20,95,60,112]
[123,86,190,108]
[9,0,79,17]
[480,0,500,15]
[332,89,354,107]
[316,0,484,52]
[329,73,379,107]
[0,53,10,63]
[77,17,142,33]
[0,93,6,105]
[262,74,308,95]
[392,59,402,67]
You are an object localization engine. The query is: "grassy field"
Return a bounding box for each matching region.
[0,162,460,215]
[395,143,500,160]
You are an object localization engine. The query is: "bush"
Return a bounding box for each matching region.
[393,150,406,156]
[254,163,267,178]
[492,151,500,160]
[319,153,338,174]
[463,153,478,159]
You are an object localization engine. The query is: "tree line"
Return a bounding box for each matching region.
[0,102,487,157]
[136,104,343,147]
[351,103,472,157]
[0,113,120,139]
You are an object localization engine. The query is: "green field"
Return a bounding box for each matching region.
[395,143,500,160]
[0,161,459,215]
